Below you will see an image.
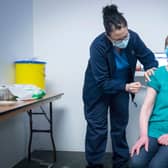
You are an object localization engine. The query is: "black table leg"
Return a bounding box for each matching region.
[49,102,56,161]
[27,102,57,163]
[27,110,33,161]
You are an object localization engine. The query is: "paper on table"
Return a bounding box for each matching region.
[8,84,39,100]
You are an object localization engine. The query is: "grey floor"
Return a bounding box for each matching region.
[13,151,112,168]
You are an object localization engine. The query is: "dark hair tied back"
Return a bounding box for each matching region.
[103,4,119,16]
[103,4,127,35]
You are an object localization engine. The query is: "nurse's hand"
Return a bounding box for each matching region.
[125,82,142,93]
[144,67,157,81]
[158,134,168,146]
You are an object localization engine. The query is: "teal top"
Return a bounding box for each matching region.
[148,66,168,138]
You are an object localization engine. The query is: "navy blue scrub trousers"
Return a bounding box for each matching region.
[84,91,130,167]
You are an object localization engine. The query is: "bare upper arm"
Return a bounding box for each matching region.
[142,86,157,110]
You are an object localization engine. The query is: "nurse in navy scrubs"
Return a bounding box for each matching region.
[83,4,158,168]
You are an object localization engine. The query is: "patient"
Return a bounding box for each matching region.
[130,36,168,168]
[165,35,168,55]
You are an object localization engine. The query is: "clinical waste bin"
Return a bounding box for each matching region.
[15,60,46,89]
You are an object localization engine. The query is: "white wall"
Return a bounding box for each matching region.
[0,0,33,167]
[33,0,168,152]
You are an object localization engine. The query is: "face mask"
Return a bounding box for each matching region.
[112,33,130,49]
[165,46,168,57]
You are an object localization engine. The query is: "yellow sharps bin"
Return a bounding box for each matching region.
[15,60,46,89]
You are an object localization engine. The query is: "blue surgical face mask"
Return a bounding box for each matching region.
[112,33,130,49]
[165,46,168,57]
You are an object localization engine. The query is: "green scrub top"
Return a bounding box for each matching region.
[148,66,168,138]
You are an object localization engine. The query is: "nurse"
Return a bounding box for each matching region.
[82,4,158,168]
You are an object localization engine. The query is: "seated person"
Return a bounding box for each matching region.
[131,65,168,168]
[165,35,168,55]
[130,66,168,167]
[130,36,168,168]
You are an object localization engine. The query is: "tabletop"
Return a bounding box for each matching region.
[0,93,64,121]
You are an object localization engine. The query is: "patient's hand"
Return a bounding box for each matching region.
[158,134,168,145]
[131,136,149,157]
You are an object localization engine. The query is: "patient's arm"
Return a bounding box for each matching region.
[131,87,157,156]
